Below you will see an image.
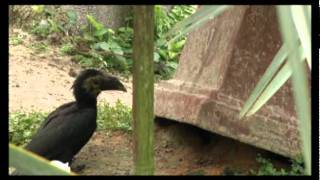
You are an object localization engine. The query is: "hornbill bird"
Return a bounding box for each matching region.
[12,69,126,175]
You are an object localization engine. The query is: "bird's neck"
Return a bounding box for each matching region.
[74,87,98,108]
[76,97,97,108]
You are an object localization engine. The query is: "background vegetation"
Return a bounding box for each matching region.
[11,5,197,80]
[9,5,309,175]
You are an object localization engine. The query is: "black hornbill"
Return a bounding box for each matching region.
[13,69,126,174]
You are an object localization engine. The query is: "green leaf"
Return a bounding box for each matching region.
[156,39,167,47]
[66,11,77,24]
[113,55,128,71]
[47,19,59,32]
[31,5,45,14]
[168,51,178,59]
[107,28,115,35]
[158,49,168,60]
[94,42,110,51]
[167,61,178,69]
[240,44,291,118]
[277,5,311,175]
[94,28,108,38]
[109,41,123,55]
[241,43,305,118]
[170,39,186,52]
[246,61,291,117]
[86,14,104,31]
[154,52,160,62]
[164,6,230,45]
[83,32,95,42]
[290,6,311,69]
[9,144,75,175]
[118,27,126,32]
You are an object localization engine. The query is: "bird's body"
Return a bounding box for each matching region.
[25,102,97,163]
[13,69,126,175]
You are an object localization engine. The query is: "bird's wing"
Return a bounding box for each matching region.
[25,105,97,162]
[39,102,75,129]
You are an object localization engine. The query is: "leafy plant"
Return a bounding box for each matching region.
[277,6,311,175]
[9,35,24,45]
[9,144,74,175]
[31,19,52,38]
[239,5,311,175]
[155,5,196,38]
[164,5,229,45]
[251,155,304,175]
[31,5,45,14]
[60,42,76,55]
[97,100,132,132]
[30,6,78,41]
[9,100,131,147]
[166,5,311,174]
[69,15,133,73]
[26,5,196,79]
[27,42,48,52]
[68,6,195,79]
[153,5,196,79]
[9,111,48,146]
[154,5,171,38]
[186,169,205,175]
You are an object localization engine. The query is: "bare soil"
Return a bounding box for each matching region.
[9,28,291,175]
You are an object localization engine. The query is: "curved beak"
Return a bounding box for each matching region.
[101,75,127,92]
[117,83,127,92]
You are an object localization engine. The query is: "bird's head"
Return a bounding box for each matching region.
[72,69,127,102]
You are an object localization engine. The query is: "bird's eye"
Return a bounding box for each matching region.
[92,80,98,84]
[91,79,100,86]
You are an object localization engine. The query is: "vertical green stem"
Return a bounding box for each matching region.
[132,5,155,175]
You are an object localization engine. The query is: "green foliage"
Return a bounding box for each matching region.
[155,5,196,38]
[186,169,205,175]
[60,42,76,55]
[31,5,45,14]
[26,5,196,79]
[154,5,171,38]
[9,35,24,45]
[30,6,78,41]
[277,6,311,175]
[97,100,132,132]
[71,54,107,69]
[153,5,196,79]
[240,6,310,175]
[9,101,132,146]
[31,19,52,38]
[251,155,305,175]
[10,144,74,175]
[72,14,133,73]
[27,42,48,52]
[9,111,48,146]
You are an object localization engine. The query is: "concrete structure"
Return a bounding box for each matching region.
[155,6,301,158]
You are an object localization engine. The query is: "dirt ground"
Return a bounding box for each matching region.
[71,119,269,175]
[9,28,291,175]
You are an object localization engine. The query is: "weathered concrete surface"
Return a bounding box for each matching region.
[155,6,301,158]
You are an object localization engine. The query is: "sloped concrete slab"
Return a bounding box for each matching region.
[155,6,301,158]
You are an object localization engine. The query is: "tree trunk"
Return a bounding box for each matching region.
[132,5,155,175]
